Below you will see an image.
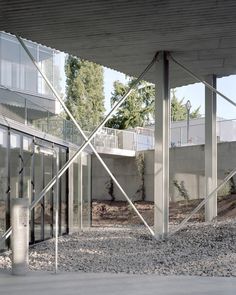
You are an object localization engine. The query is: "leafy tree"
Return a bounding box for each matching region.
[106,80,201,129]
[171,89,201,121]
[106,79,155,129]
[65,55,105,131]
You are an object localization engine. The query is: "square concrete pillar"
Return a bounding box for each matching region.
[154,52,170,238]
[205,75,217,221]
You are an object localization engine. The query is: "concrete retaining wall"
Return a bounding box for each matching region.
[92,141,236,201]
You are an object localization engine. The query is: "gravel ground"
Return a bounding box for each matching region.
[1,219,236,276]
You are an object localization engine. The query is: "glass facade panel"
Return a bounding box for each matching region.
[38,46,54,97]
[0,127,8,250]
[82,154,91,227]
[0,117,89,249]
[34,145,43,242]
[52,146,59,236]
[43,152,53,239]
[73,156,81,229]
[10,132,21,199]
[22,136,33,243]
[0,34,21,89]
[60,147,67,234]
[22,136,33,199]
[0,32,64,101]
[20,41,38,93]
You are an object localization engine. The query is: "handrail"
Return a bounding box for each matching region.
[170,167,236,236]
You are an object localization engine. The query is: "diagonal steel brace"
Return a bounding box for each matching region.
[15,36,158,237]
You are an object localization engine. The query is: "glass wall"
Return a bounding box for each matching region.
[59,147,68,235]
[43,151,54,240]
[10,132,21,199]
[0,31,63,100]
[34,144,43,242]
[73,155,81,230]
[81,154,91,227]
[0,122,92,252]
[22,136,33,243]
[71,152,91,231]
[0,127,8,250]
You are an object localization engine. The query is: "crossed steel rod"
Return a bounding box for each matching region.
[2,44,233,246]
[169,53,236,235]
[0,37,158,248]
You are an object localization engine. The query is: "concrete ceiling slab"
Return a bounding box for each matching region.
[1,0,236,87]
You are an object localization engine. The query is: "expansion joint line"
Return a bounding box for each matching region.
[0,36,159,246]
[168,53,236,108]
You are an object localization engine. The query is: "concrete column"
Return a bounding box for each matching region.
[154,51,170,238]
[11,198,29,276]
[205,75,217,221]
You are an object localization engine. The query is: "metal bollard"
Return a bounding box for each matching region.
[11,198,29,276]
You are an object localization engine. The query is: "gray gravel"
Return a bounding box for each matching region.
[1,219,236,276]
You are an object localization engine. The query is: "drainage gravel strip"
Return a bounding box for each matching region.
[1,219,236,276]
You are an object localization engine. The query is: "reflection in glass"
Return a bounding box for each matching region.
[38,46,53,97]
[73,155,81,230]
[34,145,43,242]
[22,136,33,243]
[20,41,38,93]
[0,127,8,250]
[82,153,91,227]
[60,147,67,234]
[44,152,53,239]
[10,132,21,199]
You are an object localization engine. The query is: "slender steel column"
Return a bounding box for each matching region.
[205,75,217,221]
[154,52,170,239]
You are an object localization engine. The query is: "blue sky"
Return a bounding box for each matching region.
[104,67,236,119]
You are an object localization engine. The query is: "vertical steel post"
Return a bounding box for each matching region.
[55,149,59,273]
[79,155,83,230]
[154,52,170,239]
[205,75,217,221]
[24,99,27,125]
[186,100,191,143]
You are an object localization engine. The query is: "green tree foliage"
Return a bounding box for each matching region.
[171,89,201,121]
[65,55,105,131]
[106,80,201,129]
[106,79,155,129]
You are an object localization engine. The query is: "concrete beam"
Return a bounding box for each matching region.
[205,75,217,221]
[154,52,170,238]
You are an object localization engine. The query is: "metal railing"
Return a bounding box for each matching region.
[2,85,236,154]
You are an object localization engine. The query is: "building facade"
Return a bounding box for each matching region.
[0,32,91,252]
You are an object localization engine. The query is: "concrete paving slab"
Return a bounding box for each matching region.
[0,270,236,295]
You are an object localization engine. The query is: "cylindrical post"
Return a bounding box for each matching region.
[11,198,29,276]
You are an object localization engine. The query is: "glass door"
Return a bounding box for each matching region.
[34,144,43,242]
[43,151,53,239]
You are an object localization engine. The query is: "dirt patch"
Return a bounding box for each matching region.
[92,194,236,226]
